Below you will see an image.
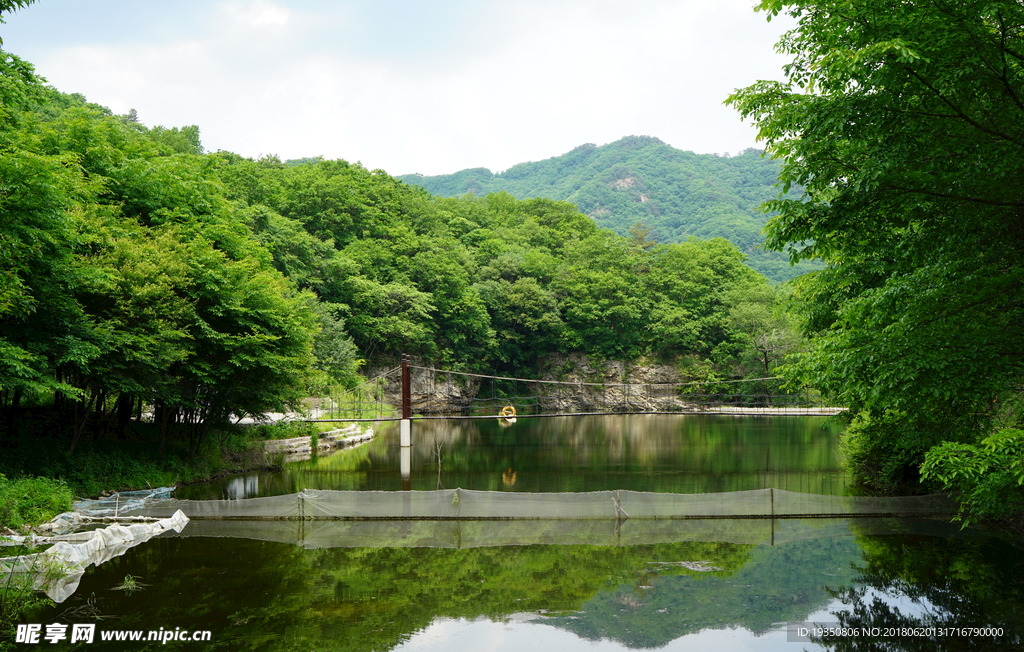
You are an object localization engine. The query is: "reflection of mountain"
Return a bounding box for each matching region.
[35,536,757,652]
[541,535,862,648]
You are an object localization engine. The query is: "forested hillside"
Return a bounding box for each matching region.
[399,136,819,282]
[0,46,799,449]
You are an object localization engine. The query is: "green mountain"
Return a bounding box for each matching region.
[399,136,818,282]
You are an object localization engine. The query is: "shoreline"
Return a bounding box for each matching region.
[262,423,375,461]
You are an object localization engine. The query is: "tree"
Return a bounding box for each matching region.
[552,233,648,359]
[304,298,362,387]
[725,284,801,378]
[627,222,657,251]
[728,1,1024,496]
[921,429,1024,527]
[0,147,90,417]
[0,0,34,11]
[476,277,564,369]
[0,50,95,422]
[146,124,203,155]
[0,0,35,35]
[0,63,324,451]
[643,239,763,358]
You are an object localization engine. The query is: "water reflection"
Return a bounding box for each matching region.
[179,415,848,500]
[392,618,799,652]
[28,416,1022,650]
[28,518,1023,651]
[224,475,259,500]
[810,523,1024,651]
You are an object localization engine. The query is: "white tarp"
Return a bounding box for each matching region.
[0,510,189,603]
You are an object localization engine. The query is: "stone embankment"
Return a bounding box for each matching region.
[263,424,374,461]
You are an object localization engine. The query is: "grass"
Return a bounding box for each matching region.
[0,399,376,532]
[0,421,277,530]
[0,543,63,650]
[0,475,73,531]
[248,420,321,440]
[112,574,147,595]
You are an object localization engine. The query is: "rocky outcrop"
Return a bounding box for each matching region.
[367,360,480,415]
[535,353,697,413]
[366,354,700,415]
[361,356,833,415]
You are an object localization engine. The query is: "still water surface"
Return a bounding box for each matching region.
[31,416,1024,650]
[178,415,851,499]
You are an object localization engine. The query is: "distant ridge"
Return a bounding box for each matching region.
[399,136,818,282]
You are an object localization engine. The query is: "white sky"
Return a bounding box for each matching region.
[0,0,791,176]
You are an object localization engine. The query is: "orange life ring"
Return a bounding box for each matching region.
[499,405,517,418]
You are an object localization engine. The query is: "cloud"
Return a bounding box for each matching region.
[221,0,291,27]
[3,0,791,175]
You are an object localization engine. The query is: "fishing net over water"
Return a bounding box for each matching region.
[163,514,958,549]
[122,488,951,521]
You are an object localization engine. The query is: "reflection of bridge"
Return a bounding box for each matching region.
[303,355,846,423]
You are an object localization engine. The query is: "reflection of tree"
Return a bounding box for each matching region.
[181,416,848,497]
[272,416,846,494]
[36,522,1021,651]
[31,537,321,651]
[34,538,754,652]
[814,533,1024,651]
[267,541,755,652]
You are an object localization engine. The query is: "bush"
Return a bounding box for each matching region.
[921,428,1024,526]
[0,474,74,530]
[249,420,319,440]
[839,412,927,493]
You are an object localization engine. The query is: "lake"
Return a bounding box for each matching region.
[176,414,851,498]
[25,416,1024,650]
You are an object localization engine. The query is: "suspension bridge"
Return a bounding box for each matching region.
[302,355,845,423]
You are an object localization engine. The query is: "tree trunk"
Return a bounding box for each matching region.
[115,392,134,436]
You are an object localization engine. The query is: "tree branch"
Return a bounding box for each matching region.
[888,184,1024,207]
[903,66,1024,145]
